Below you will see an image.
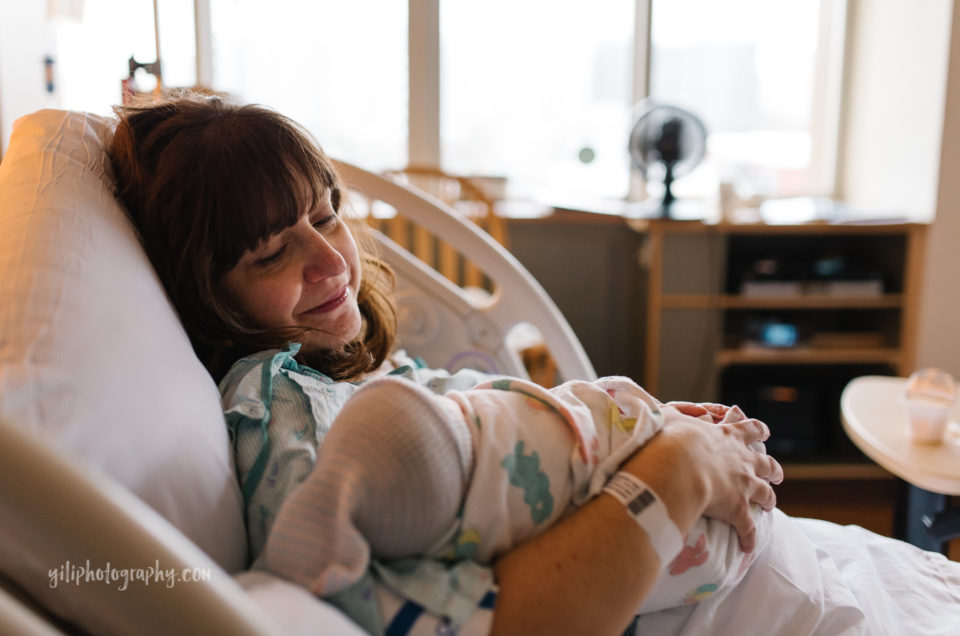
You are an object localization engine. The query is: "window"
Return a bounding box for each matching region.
[199,1,846,203]
[47,0,157,115]
[440,0,635,201]
[208,0,407,172]
[47,1,845,204]
[47,0,197,115]
[649,0,846,200]
[437,0,845,202]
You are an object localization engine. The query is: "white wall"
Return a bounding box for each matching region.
[0,2,57,156]
[0,2,163,158]
[838,0,953,220]
[916,0,960,377]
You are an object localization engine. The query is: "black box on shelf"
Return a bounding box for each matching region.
[720,363,898,461]
[723,380,819,457]
[724,234,900,296]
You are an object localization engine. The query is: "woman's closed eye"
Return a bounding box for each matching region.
[255,245,287,266]
[312,213,338,231]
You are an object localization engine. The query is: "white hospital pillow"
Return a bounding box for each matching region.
[0,110,247,575]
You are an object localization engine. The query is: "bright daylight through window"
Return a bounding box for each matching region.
[45,0,842,208]
[441,0,839,204]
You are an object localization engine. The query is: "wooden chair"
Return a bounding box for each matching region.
[369,165,509,292]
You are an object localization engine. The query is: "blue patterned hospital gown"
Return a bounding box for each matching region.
[220,343,496,634]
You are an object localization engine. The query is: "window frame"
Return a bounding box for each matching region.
[194,0,848,201]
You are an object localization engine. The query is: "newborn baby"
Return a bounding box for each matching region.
[260,374,772,614]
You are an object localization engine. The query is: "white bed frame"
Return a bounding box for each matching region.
[334,159,595,383]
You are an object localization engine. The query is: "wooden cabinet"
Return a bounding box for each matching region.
[505,211,647,383]
[639,220,928,478]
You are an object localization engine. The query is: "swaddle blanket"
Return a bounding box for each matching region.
[261,374,771,617]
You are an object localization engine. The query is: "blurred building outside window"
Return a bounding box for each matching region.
[44,0,846,209]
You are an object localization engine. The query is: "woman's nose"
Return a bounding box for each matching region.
[303,236,347,283]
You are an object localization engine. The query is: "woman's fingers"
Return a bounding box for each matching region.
[700,402,730,419]
[665,401,710,420]
[732,515,758,553]
[733,420,783,486]
[760,452,784,485]
[720,495,760,552]
[749,473,779,510]
[727,417,770,445]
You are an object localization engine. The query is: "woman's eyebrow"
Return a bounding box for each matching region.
[249,231,285,256]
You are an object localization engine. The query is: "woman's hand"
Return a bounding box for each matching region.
[666,401,768,452]
[620,407,783,552]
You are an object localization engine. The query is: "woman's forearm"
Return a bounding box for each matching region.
[491,494,664,636]
[490,431,710,636]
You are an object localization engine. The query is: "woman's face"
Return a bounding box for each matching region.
[220,190,363,356]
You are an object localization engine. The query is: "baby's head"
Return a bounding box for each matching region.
[110,91,396,380]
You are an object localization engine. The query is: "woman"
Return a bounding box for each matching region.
[110,91,781,635]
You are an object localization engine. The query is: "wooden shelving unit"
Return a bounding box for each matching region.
[661,294,904,310]
[782,462,892,481]
[714,347,903,367]
[640,219,928,480]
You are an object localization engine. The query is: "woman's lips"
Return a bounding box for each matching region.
[303,287,350,315]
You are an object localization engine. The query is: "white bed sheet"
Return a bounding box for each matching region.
[634,509,960,635]
[236,571,366,635]
[236,510,960,635]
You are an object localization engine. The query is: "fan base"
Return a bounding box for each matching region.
[625,198,709,221]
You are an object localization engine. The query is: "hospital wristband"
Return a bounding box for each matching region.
[602,471,684,570]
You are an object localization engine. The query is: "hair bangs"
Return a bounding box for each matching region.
[207,111,335,273]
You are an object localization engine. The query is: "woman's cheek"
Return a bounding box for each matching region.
[252,278,300,327]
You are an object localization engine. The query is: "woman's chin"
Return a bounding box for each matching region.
[300,310,362,351]
[299,325,363,359]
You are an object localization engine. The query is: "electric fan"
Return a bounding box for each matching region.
[628,100,707,219]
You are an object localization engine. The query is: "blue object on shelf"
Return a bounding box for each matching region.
[761,322,798,347]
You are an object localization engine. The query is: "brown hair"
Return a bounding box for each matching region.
[109,91,397,381]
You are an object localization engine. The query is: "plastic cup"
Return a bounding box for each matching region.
[904,368,957,444]
[906,396,951,444]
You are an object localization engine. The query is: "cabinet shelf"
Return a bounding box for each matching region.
[645,220,925,481]
[661,293,903,310]
[782,462,892,481]
[716,346,901,367]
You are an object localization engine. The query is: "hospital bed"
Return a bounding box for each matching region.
[1,109,959,635]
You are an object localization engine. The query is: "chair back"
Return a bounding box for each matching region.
[368,165,507,293]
